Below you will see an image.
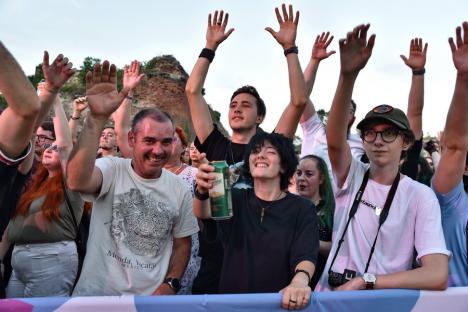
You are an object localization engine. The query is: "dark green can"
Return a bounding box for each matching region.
[209,161,233,220]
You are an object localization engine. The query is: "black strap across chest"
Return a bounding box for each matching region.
[329,169,401,274]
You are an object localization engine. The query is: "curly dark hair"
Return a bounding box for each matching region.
[230,85,266,118]
[242,132,297,190]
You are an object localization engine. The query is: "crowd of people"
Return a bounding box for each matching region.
[0,4,466,311]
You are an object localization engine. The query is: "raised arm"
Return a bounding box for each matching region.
[301,32,335,122]
[266,4,307,138]
[327,24,375,186]
[53,97,73,173]
[67,61,130,194]
[185,10,234,143]
[433,22,468,194]
[0,42,40,158]
[36,52,75,130]
[113,60,145,159]
[69,96,88,144]
[400,38,428,139]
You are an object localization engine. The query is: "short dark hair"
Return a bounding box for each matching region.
[230,85,266,118]
[242,132,297,190]
[40,121,55,138]
[131,108,174,133]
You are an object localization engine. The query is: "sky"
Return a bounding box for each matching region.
[1,0,467,137]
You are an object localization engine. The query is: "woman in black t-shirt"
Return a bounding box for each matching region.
[194,132,319,310]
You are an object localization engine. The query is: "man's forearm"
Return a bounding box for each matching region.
[327,73,358,149]
[67,114,106,190]
[407,74,424,139]
[0,42,40,116]
[165,236,191,279]
[443,73,468,149]
[287,53,307,109]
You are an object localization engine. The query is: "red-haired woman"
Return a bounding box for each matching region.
[1,98,83,297]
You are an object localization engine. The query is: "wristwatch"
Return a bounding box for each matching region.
[163,277,181,292]
[362,273,376,290]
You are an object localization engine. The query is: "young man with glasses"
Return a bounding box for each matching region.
[316,24,450,291]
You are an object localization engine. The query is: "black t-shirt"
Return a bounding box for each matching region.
[194,124,251,165]
[401,139,423,180]
[192,125,263,294]
[216,189,319,294]
[0,163,28,240]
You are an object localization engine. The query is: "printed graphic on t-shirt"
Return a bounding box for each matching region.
[111,188,173,256]
[360,199,382,216]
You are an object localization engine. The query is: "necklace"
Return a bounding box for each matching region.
[254,191,285,224]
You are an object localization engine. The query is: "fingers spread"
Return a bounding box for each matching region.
[109,63,117,84]
[43,51,50,67]
[93,63,102,84]
[101,61,110,82]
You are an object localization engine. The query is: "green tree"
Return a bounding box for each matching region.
[27,63,45,88]
[78,57,101,85]
[0,94,7,109]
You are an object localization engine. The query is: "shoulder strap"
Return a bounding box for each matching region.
[328,169,370,274]
[62,179,79,232]
[364,172,401,273]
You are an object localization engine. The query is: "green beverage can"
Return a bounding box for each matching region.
[209,161,233,220]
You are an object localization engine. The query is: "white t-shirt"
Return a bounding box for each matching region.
[299,113,365,179]
[315,157,450,291]
[73,157,199,296]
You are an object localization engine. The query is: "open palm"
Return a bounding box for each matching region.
[123,60,145,90]
[449,22,468,73]
[85,61,125,118]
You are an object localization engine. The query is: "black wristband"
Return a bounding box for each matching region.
[295,269,311,283]
[71,115,80,120]
[284,46,299,56]
[194,185,209,200]
[412,68,425,75]
[199,48,215,63]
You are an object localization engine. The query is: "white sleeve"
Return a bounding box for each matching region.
[299,113,327,158]
[80,157,116,202]
[414,186,451,261]
[172,186,199,238]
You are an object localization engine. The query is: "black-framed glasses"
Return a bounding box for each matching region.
[36,135,54,142]
[43,143,59,152]
[362,128,401,143]
[372,104,394,114]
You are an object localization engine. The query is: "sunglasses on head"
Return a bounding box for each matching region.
[43,143,59,152]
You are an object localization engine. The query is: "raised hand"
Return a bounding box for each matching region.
[73,97,88,113]
[123,60,145,91]
[312,32,336,61]
[85,61,127,119]
[449,21,468,73]
[206,10,235,51]
[400,38,428,70]
[42,51,75,93]
[265,4,299,49]
[339,24,376,75]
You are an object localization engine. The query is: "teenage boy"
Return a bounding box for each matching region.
[316,24,450,291]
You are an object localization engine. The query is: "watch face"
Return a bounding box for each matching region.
[363,273,376,283]
[171,278,181,289]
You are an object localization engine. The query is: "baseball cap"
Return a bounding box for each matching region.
[356,105,410,131]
